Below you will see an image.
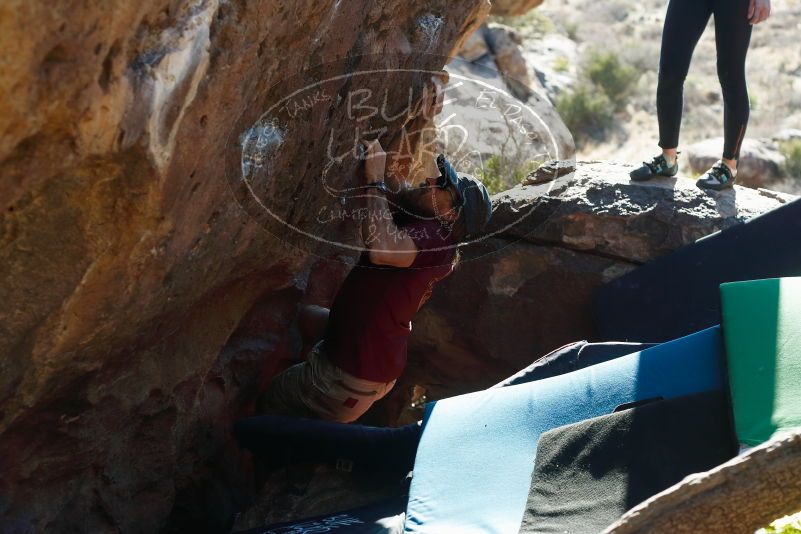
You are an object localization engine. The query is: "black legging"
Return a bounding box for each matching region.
[657,0,753,160]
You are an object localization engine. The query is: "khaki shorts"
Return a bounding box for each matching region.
[258,341,396,423]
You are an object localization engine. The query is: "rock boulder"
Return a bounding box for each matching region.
[0,0,490,531]
[490,0,547,17]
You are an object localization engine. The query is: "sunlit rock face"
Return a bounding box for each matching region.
[0,0,489,531]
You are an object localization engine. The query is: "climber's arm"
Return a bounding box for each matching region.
[363,188,418,267]
[383,74,445,194]
[383,122,418,197]
[360,139,418,268]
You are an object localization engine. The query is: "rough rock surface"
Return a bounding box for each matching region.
[483,23,533,100]
[604,428,801,534]
[442,56,574,174]
[0,0,489,532]
[457,26,490,62]
[385,161,796,421]
[686,137,787,188]
[520,32,579,101]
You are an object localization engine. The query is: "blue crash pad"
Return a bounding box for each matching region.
[493,341,656,388]
[404,326,726,534]
[594,198,801,343]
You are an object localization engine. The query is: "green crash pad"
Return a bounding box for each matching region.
[721,277,801,445]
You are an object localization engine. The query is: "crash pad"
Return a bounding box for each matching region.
[518,391,738,534]
[721,277,801,445]
[404,326,726,534]
[493,341,656,388]
[595,198,801,343]
[233,495,407,534]
[234,415,420,475]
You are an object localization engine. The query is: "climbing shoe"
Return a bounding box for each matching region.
[696,160,736,191]
[629,153,679,181]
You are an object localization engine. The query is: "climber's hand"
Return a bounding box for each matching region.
[360,139,387,184]
[748,0,770,24]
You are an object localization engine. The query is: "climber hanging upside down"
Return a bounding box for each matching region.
[257,72,493,423]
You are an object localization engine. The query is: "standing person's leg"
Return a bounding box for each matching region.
[632,0,714,181]
[713,0,753,167]
[695,0,754,190]
[657,0,715,157]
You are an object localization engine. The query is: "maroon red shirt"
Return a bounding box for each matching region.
[324,218,456,382]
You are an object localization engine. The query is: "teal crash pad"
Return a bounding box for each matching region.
[721,277,801,445]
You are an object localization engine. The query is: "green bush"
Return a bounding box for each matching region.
[759,510,801,534]
[475,154,541,195]
[585,51,640,111]
[553,51,639,143]
[779,139,801,178]
[553,56,570,73]
[475,154,506,195]
[555,83,615,140]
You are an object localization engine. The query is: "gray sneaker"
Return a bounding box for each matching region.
[629,153,679,181]
[696,160,736,191]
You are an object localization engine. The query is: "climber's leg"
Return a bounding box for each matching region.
[257,358,319,419]
[657,0,714,152]
[302,345,397,423]
[258,341,396,423]
[712,0,753,165]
